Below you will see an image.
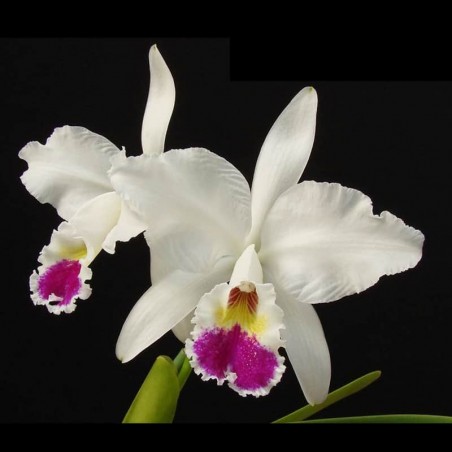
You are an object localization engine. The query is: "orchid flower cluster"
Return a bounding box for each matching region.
[20,46,424,409]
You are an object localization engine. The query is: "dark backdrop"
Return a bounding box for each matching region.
[1,38,450,423]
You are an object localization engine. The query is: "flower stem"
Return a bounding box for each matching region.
[174,349,192,389]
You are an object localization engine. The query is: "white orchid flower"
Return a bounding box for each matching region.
[19,45,175,314]
[110,87,424,404]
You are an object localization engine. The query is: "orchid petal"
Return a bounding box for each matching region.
[272,282,331,405]
[68,192,123,263]
[110,148,251,255]
[145,224,236,286]
[260,181,424,304]
[141,45,176,155]
[19,126,120,220]
[103,201,147,254]
[38,192,122,267]
[248,88,318,244]
[116,257,235,363]
[172,312,194,343]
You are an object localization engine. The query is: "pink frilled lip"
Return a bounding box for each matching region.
[187,323,285,397]
[30,259,92,314]
[185,275,286,397]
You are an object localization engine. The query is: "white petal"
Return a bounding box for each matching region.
[102,201,147,254]
[37,192,121,267]
[248,88,318,245]
[172,311,194,343]
[19,126,120,220]
[146,224,234,285]
[260,181,425,304]
[272,282,331,405]
[68,192,122,264]
[110,148,251,254]
[229,244,263,287]
[116,257,235,363]
[141,45,176,155]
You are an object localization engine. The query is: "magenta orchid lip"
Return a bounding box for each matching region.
[192,324,282,396]
[185,246,286,397]
[30,259,90,315]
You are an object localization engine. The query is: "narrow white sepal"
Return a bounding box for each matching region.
[141,45,176,155]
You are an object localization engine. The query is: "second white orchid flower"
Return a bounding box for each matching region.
[110,86,424,404]
[19,45,174,314]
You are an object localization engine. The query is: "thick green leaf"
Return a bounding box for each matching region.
[297,415,452,423]
[123,356,180,423]
[273,370,381,423]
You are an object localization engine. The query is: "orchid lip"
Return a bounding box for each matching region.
[186,269,286,397]
[30,259,92,315]
[190,323,285,397]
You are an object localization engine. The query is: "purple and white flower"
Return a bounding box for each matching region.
[110,86,424,403]
[20,46,174,314]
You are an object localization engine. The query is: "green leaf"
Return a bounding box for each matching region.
[297,415,452,423]
[273,370,381,423]
[123,356,180,423]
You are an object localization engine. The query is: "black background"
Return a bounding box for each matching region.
[1,38,451,423]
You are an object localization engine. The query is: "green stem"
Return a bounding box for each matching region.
[173,348,186,372]
[273,370,381,423]
[174,348,192,389]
